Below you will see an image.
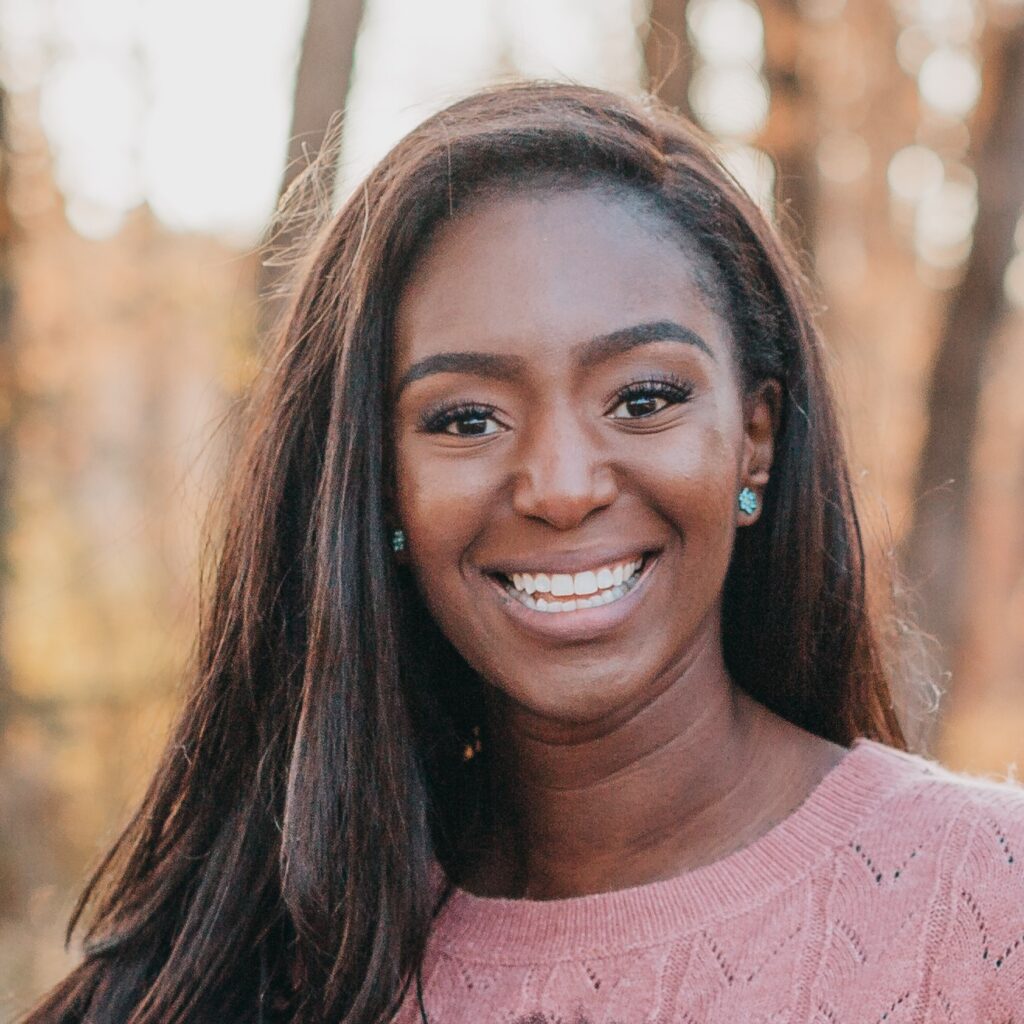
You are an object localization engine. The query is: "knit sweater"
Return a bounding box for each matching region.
[395,738,1024,1023]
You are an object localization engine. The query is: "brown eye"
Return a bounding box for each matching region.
[608,379,694,420]
[615,394,669,418]
[446,413,499,436]
[421,403,504,437]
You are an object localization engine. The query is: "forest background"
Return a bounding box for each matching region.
[1,0,1023,1010]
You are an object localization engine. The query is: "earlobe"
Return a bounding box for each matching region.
[739,379,781,522]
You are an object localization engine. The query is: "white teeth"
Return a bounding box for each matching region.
[550,573,574,597]
[573,570,598,596]
[509,559,642,594]
[503,557,648,613]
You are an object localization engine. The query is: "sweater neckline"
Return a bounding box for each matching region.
[435,737,925,959]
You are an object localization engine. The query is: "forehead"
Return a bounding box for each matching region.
[394,189,734,372]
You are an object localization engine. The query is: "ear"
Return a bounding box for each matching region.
[739,379,782,526]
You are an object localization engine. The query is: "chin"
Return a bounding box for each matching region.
[492,664,651,727]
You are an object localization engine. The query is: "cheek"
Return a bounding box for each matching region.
[640,418,739,516]
[396,442,496,542]
[393,443,508,675]
[393,441,500,614]
[636,422,743,590]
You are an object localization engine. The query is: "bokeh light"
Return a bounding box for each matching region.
[689,65,770,138]
[914,168,978,268]
[896,25,934,75]
[686,0,769,151]
[1004,252,1024,308]
[685,0,765,68]
[917,46,982,118]
[887,144,945,205]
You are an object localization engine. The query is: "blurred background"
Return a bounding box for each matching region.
[0,0,1022,1010]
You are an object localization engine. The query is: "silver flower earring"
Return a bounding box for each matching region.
[738,487,758,515]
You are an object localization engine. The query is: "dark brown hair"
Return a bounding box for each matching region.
[23,81,906,1024]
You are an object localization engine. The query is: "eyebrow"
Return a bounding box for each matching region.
[394,319,714,396]
[578,319,715,368]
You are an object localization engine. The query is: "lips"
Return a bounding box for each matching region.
[480,549,659,639]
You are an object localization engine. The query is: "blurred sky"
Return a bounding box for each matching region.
[0,0,645,242]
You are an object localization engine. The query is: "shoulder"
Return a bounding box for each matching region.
[851,740,1024,1004]
[850,737,1024,831]
[850,738,1024,874]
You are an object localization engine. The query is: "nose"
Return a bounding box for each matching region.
[510,411,619,530]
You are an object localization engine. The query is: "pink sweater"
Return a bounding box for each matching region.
[396,738,1024,1023]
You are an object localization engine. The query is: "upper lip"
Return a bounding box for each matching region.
[479,547,656,577]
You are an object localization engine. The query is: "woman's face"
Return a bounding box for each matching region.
[391,188,776,725]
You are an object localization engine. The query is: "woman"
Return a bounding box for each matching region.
[25,83,1024,1024]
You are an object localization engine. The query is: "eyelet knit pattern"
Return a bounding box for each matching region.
[394,738,1024,1023]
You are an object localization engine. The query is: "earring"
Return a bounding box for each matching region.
[738,487,758,515]
[462,725,483,762]
[390,528,406,553]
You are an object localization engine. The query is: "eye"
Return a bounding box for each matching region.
[421,403,504,437]
[608,378,694,420]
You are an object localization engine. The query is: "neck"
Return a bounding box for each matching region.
[474,629,843,900]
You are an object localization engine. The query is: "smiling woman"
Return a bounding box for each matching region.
[391,188,773,708]
[22,83,1024,1024]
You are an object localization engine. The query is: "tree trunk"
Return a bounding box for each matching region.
[0,86,15,740]
[257,0,367,327]
[758,0,818,254]
[643,0,693,116]
[900,22,1024,723]
[0,83,21,919]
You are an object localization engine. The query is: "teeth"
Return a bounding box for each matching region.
[508,559,641,594]
[503,557,648,613]
[550,574,574,597]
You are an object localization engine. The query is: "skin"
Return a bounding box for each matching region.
[391,188,848,900]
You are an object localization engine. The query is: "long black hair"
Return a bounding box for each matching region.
[23,82,906,1024]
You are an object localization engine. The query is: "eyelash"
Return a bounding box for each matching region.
[420,402,499,435]
[418,374,695,435]
[612,375,695,417]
